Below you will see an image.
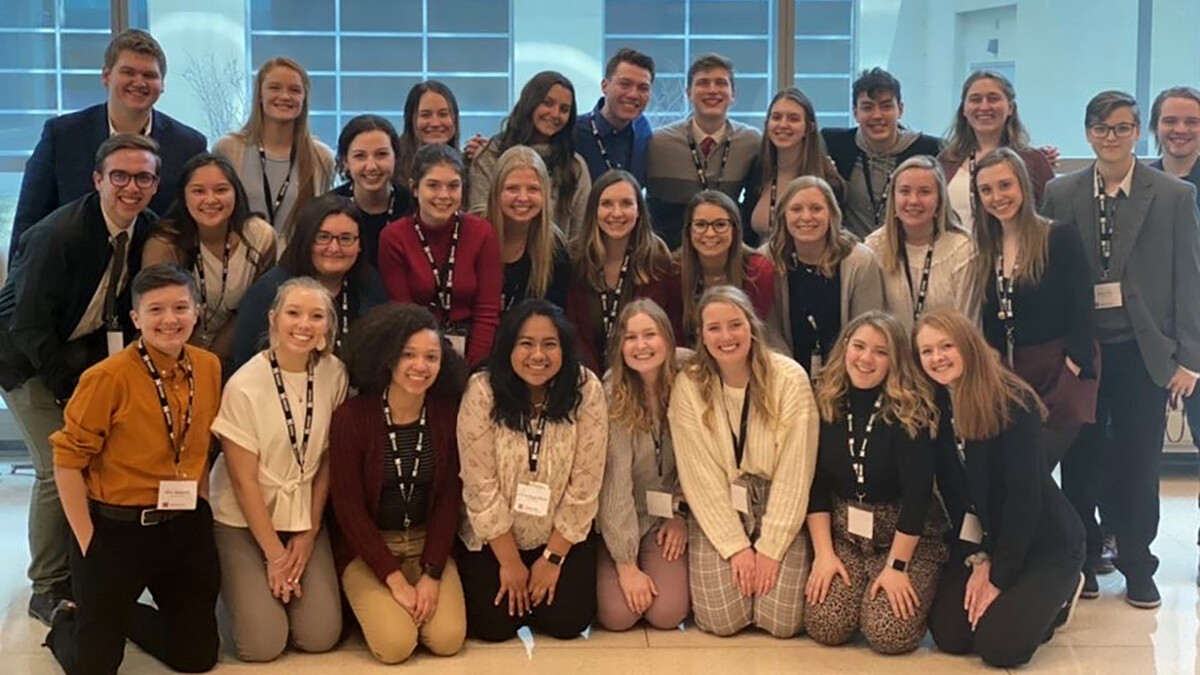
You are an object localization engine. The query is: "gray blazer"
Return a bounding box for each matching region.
[766,243,887,357]
[1041,162,1200,386]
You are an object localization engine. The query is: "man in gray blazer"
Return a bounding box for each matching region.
[1042,90,1200,610]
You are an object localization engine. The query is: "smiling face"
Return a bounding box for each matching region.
[975,161,1023,224]
[854,91,903,144]
[688,67,734,120]
[1087,106,1140,164]
[415,162,463,225]
[700,301,752,369]
[391,328,442,398]
[785,186,831,248]
[893,168,939,233]
[260,65,305,124]
[689,201,735,261]
[532,84,573,140]
[621,312,668,378]
[499,166,543,226]
[346,130,395,194]
[511,314,563,391]
[963,78,1012,139]
[102,50,163,117]
[1156,96,1200,161]
[416,91,456,146]
[601,61,653,123]
[844,324,890,390]
[183,164,235,232]
[916,325,964,386]
[596,180,639,242]
[132,284,197,357]
[270,287,330,357]
[767,98,808,151]
[94,148,159,225]
[311,213,361,279]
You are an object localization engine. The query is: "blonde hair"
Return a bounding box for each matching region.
[268,276,338,358]
[875,155,967,275]
[815,311,938,438]
[971,147,1050,291]
[485,146,566,300]
[605,299,680,432]
[766,175,857,278]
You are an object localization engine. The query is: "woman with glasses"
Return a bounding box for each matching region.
[676,190,774,346]
[379,144,502,367]
[232,194,389,371]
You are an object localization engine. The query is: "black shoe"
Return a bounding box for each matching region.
[49,598,76,625]
[1097,535,1118,575]
[1054,572,1086,630]
[1125,575,1161,609]
[28,591,64,626]
[1080,568,1099,599]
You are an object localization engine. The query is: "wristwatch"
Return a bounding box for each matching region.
[542,549,565,566]
[889,558,909,573]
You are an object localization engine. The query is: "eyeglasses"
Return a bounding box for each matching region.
[1087,122,1138,139]
[315,231,360,247]
[107,170,159,188]
[690,218,733,234]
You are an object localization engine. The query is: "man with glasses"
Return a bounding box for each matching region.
[0,133,159,625]
[574,48,655,184]
[8,28,204,268]
[1042,90,1200,609]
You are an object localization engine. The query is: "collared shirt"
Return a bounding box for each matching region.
[69,202,134,341]
[690,117,728,146]
[107,108,152,137]
[51,343,221,506]
[1093,158,1136,199]
[573,97,652,184]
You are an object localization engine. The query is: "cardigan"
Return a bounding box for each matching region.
[377,212,502,366]
[669,351,819,560]
[329,392,462,579]
[864,228,978,331]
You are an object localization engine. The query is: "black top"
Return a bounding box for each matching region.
[787,262,841,373]
[981,222,1096,377]
[808,387,936,536]
[820,127,943,183]
[330,182,416,270]
[501,244,571,314]
[739,154,847,248]
[932,388,1085,589]
[377,418,436,530]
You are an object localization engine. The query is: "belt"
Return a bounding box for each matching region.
[90,501,192,526]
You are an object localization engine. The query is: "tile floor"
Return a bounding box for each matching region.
[0,466,1195,674]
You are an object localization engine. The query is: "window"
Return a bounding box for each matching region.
[794,0,855,128]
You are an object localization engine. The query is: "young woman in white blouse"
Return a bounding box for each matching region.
[456,299,608,642]
[209,277,349,662]
[670,285,819,638]
[596,299,691,631]
[864,155,978,330]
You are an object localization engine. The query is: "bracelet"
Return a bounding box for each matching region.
[963,552,991,569]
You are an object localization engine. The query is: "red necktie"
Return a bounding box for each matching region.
[700,136,716,157]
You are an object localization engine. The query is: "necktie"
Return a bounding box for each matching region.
[103,231,129,330]
[700,136,716,157]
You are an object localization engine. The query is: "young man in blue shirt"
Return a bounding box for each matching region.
[573,48,655,185]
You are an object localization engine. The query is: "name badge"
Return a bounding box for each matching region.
[959,512,984,544]
[847,504,874,539]
[730,483,751,514]
[106,330,125,357]
[157,480,198,511]
[513,481,552,517]
[1094,282,1123,309]
[646,490,675,519]
[810,352,823,375]
[447,334,467,357]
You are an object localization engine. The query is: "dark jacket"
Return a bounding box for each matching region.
[739,152,846,248]
[0,193,151,399]
[820,126,943,182]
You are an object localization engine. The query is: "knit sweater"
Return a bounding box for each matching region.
[669,351,819,560]
[864,228,979,331]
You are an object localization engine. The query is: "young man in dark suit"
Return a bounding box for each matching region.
[0,134,159,624]
[9,28,205,266]
[1042,90,1200,609]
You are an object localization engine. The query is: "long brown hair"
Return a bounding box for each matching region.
[943,71,1032,162]
[570,170,672,290]
[971,148,1050,292]
[875,155,967,275]
[816,311,938,438]
[486,146,566,300]
[914,309,1044,440]
[766,176,856,279]
[678,190,760,336]
[758,88,844,194]
[605,299,680,432]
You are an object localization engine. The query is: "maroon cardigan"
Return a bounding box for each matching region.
[937,146,1055,207]
[329,391,462,581]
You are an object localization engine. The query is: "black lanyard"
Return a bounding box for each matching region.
[846,395,882,501]
[722,381,751,467]
[383,392,425,528]
[136,340,195,471]
[413,213,461,317]
[335,278,349,352]
[589,117,634,172]
[258,144,296,224]
[524,408,548,473]
[858,151,893,229]
[268,350,315,477]
[967,153,978,222]
[994,252,1016,367]
[600,251,631,340]
[350,185,398,221]
[902,237,936,322]
[650,420,664,478]
[806,314,823,365]
[194,233,232,331]
[1095,172,1119,278]
[687,129,731,191]
[769,177,778,221]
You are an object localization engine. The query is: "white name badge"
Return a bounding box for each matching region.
[730,483,751,514]
[646,490,675,519]
[106,331,125,357]
[513,481,552,517]
[847,504,874,539]
[157,480,198,511]
[1094,282,1123,309]
[959,512,984,544]
[447,334,467,357]
[810,352,823,375]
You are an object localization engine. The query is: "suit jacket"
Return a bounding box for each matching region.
[0,193,151,399]
[1041,162,1200,386]
[10,103,206,265]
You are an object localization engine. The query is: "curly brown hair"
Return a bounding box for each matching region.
[340,303,468,397]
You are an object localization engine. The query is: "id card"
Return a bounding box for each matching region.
[810,352,823,375]
[847,504,874,539]
[1094,282,1123,309]
[107,330,125,357]
[730,483,751,514]
[447,334,467,357]
[157,480,198,511]
[513,481,552,517]
[646,490,675,519]
[959,512,984,544]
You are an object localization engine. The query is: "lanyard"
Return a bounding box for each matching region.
[994,252,1016,367]
[335,278,349,352]
[858,151,893,229]
[258,144,296,224]
[687,130,731,190]
[846,395,882,501]
[600,251,631,340]
[589,117,634,172]
[1095,173,1118,278]
[806,314,823,362]
[524,408,548,473]
[136,339,195,472]
[902,237,936,322]
[194,232,232,331]
[350,184,398,221]
[721,381,751,467]
[769,177,778,221]
[413,213,461,317]
[268,350,314,477]
[650,419,664,478]
[383,391,425,529]
[967,153,978,221]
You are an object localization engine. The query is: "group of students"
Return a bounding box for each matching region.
[0,26,1198,675]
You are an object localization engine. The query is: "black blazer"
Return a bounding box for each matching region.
[933,389,1084,589]
[10,103,206,264]
[819,126,943,182]
[0,193,151,399]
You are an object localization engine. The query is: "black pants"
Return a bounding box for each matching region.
[928,544,1083,668]
[456,534,597,642]
[1061,340,1166,579]
[47,501,221,675]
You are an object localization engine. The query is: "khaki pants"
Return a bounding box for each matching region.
[341,528,466,663]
